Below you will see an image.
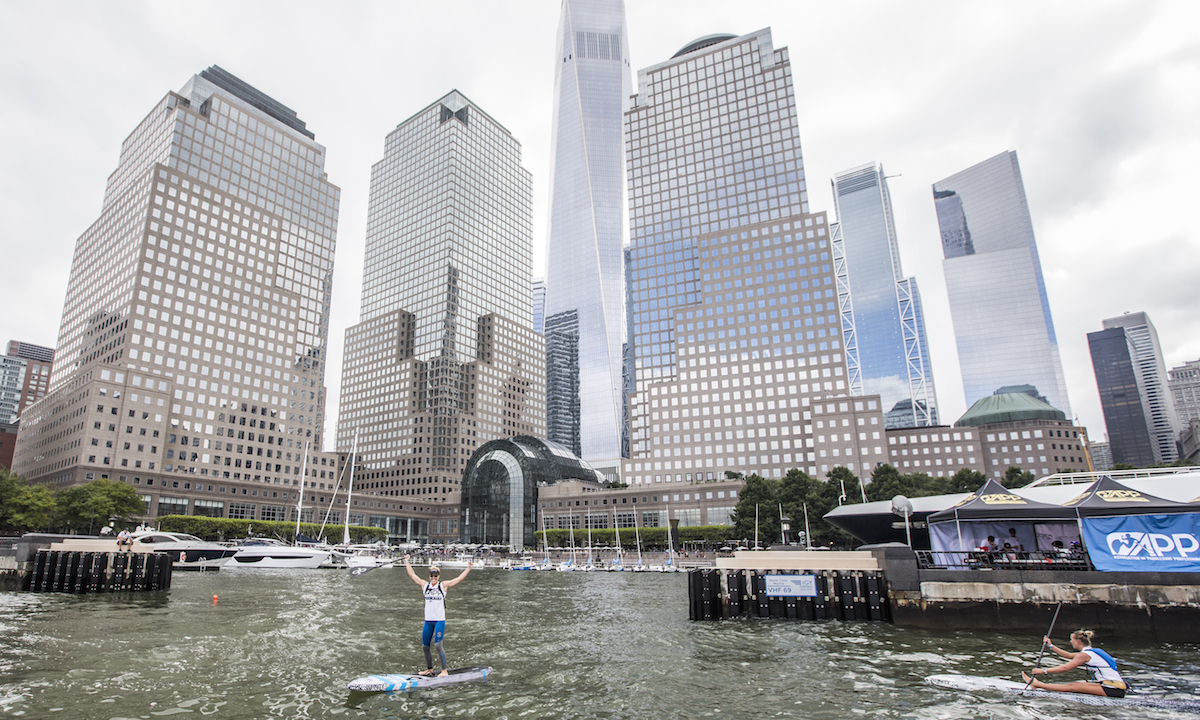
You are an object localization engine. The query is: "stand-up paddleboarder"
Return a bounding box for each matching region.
[404,557,472,677]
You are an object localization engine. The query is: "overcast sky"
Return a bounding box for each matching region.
[3,1,1198,453]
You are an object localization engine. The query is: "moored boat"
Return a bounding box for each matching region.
[131,531,237,570]
[226,538,331,569]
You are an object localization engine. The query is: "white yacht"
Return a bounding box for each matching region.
[130,531,238,570]
[226,538,332,569]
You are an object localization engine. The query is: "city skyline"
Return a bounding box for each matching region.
[3,2,1198,452]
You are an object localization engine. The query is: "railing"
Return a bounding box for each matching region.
[1026,466,1198,488]
[917,549,1093,571]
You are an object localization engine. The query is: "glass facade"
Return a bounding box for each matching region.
[336,91,546,539]
[531,278,546,335]
[622,29,891,485]
[933,151,1071,416]
[14,67,338,498]
[832,163,937,428]
[1093,312,1179,465]
[459,435,605,550]
[543,0,632,471]
[1088,327,1157,467]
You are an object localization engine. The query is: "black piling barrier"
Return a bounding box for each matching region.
[130,554,147,588]
[72,552,92,594]
[690,567,890,623]
[31,551,49,592]
[866,574,888,621]
[26,550,173,595]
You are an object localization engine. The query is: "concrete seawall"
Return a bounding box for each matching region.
[871,545,1200,641]
[691,547,1200,640]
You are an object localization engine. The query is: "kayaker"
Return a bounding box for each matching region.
[1022,629,1127,697]
[404,556,472,677]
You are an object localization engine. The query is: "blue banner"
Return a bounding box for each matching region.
[1081,513,1200,572]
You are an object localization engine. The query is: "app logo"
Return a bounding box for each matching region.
[1106,531,1200,558]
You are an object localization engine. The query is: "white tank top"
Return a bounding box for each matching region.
[1081,646,1124,685]
[423,582,446,621]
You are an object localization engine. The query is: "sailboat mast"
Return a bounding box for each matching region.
[294,441,310,542]
[634,509,642,566]
[343,429,359,545]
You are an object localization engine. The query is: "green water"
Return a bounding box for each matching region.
[0,568,1196,719]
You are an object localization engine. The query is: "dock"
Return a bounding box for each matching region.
[688,545,1200,640]
[1,534,173,594]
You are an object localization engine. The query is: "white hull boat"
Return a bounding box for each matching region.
[131,531,237,570]
[227,539,331,569]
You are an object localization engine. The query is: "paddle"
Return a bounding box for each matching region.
[1023,601,1063,690]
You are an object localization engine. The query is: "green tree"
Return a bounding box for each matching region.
[729,474,778,546]
[773,468,852,547]
[863,465,950,502]
[946,468,988,494]
[0,469,56,533]
[1003,466,1035,487]
[826,465,865,505]
[54,479,146,533]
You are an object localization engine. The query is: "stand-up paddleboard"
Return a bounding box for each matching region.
[347,666,492,692]
[926,674,1200,712]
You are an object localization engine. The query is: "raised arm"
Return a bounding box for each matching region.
[442,561,473,588]
[404,557,427,587]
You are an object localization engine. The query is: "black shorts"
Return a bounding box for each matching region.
[1100,683,1126,698]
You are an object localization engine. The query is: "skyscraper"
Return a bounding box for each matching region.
[336,91,545,542]
[543,0,632,475]
[1089,312,1179,466]
[5,341,54,418]
[14,67,339,517]
[832,163,937,428]
[621,29,889,491]
[1168,357,1200,429]
[933,151,1071,415]
[531,278,547,335]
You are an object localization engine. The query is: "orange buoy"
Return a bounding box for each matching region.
[212,595,218,606]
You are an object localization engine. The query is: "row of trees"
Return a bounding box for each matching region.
[0,469,145,535]
[727,464,996,548]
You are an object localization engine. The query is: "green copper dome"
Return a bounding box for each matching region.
[954,392,1066,427]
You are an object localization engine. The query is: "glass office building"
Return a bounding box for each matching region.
[459,435,605,550]
[1090,312,1179,465]
[933,151,1071,416]
[622,29,890,486]
[14,67,339,516]
[336,91,546,540]
[543,0,632,474]
[832,163,937,428]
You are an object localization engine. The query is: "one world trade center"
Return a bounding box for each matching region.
[543,0,632,479]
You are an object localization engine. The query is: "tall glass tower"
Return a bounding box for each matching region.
[933,151,1071,416]
[1090,312,1179,466]
[14,66,339,500]
[621,28,891,491]
[336,91,546,540]
[543,0,632,475]
[832,163,937,428]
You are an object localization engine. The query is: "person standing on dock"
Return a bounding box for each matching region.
[1022,629,1128,697]
[404,557,472,677]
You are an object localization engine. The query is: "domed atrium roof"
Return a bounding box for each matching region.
[672,34,738,58]
[954,392,1067,428]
